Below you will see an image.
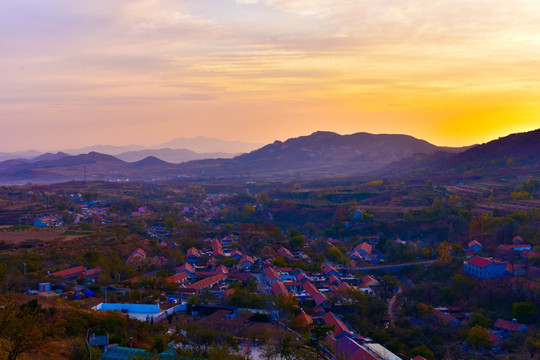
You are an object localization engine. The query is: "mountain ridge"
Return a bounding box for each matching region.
[0,129,537,184]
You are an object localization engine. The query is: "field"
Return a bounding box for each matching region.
[0,229,86,243]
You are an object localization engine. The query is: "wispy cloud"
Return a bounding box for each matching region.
[1,0,540,150]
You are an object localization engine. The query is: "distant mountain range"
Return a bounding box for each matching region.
[0,129,537,184]
[0,136,261,162]
[152,136,263,154]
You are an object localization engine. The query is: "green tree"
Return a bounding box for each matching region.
[380,275,399,299]
[409,344,434,360]
[468,313,490,328]
[257,192,271,205]
[466,325,491,349]
[307,322,334,358]
[164,217,175,232]
[0,298,47,360]
[512,301,538,323]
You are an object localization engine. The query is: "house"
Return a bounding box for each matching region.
[362,275,379,287]
[186,273,227,291]
[264,267,280,284]
[363,343,402,360]
[101,346,179,360]
[467,240,483,253]
[239,255,254,270]
[464,256,506,279]
[126,248,147,266]
[322,311,353,338]
[302,281,327,306]
[494,319,529,334]
[433,309,460,327]
[50,265,87,281]
[327,275,341,287]
[177,263,195,277]
[294,310,313,327]
[277,247,294,259]
[322,264,339,278]
[186,247,200,264]
[271,280,289,297]
[78,267,102,282]
[229,249,243,261]
[512,236,524,245]
[352,209,364,219]
[334,336,378,360]
[166,272,189,284]
[357,284,374,294]
[350,242,373,260]
[497,243,532,253]
[213,246,225,258]
[33,215,62,228]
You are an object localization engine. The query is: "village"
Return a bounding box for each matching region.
[0,179,537,360]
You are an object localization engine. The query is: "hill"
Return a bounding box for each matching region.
[0,129,537,184]
[175,131,467,179]
[115,148,235,163]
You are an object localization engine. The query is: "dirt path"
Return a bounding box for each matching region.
[388,285,402,327]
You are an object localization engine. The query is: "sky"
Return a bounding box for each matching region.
[1,0,540,152]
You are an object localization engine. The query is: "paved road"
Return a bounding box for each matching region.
[253,273,270,294]
[349,259,436,272]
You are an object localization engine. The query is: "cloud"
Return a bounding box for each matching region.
[2,0,540,150]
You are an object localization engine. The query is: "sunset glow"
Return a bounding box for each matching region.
[1,0,539,151]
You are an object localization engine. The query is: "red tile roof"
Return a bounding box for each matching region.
[271,281,289,297]
[494,318,528,332]
[303,281,327,306]
[467,256,495,268]
[264,267,280,283]
[355,242,372,254]
[166,273,189,283]
[178,263,195,274]
[186,247,199,257]
[468,240,483,248]
[277,247,293,258]
[328,275,341,285]
[186,273,227,291]
[335,337,378,360]
[295,311,313,326]
[134,248,146,257]
[322,264,338,275]
[79,267,102,278]
[50,265,87,278]
[362,275,379,286]
[322,311,353,337]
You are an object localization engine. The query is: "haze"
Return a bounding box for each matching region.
[1,0,540,152]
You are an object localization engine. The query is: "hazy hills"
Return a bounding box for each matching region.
[0,136,259,163]
[115,148,235,163]
[0,129,537,184]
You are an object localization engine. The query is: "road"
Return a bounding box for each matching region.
[253,273,270,294]
[349,259,436,272]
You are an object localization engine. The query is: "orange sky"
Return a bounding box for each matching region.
[1,0,539,151]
